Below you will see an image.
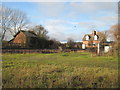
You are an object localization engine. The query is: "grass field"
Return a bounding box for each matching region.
[2,52,118,88]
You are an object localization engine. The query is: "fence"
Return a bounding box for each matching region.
[2,43,26,49]
[2,49,85,54]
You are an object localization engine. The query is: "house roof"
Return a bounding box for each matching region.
[82,32,106,41]
[9,30,38,43]
[14,30,37,38]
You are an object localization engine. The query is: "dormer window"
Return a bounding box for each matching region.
[86,35,90,40]
[94,35,98,40]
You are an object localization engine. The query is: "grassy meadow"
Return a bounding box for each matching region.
[2,52,118,88]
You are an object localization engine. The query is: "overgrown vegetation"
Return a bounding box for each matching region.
[2,52,118,88]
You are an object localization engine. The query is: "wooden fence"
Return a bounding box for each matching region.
[2,49,85,54]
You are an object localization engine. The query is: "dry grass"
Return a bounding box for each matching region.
[2,52,118,88]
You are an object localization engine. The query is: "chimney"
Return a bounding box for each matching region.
[92,30,96,36]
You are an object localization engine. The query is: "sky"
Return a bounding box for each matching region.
[2,1,118,42]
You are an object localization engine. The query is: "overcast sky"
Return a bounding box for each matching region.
[2,1,118,42]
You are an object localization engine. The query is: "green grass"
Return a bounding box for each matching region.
[2,52,118,88]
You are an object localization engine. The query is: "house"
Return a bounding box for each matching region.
[9,30,40,48]
[8,30,60,49]
[82,30,106,49]
[82,30,113,53]
[82,30,107,54]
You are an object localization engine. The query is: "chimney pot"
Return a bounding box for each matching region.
[92,30,96,36]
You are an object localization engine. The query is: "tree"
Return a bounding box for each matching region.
[0,30,2,40]
[49,39,60,49]
[10,9,29,36]
[101,30,109,41]
[107,24,118,55]
[30,25,49,39]
[67,38,75,49]
[0,6,13,41]
[108,24,118,41]
[0,6,29,41]
[28,25,51,49]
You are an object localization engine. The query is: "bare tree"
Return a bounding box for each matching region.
[0,31,1,40]
[0,5,29,41]
[30,25,49,39]
[101,30,109,41]
[0,6,13,41]
[10,9,29,35]
[108,24,118,41]
[107,24,118,55]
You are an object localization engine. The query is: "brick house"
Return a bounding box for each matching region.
[82,30,106,49]
[9,30,40,48]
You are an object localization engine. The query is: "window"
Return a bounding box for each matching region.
[92,43,96,46]
[86,35,89,40]
[94,35,98,40]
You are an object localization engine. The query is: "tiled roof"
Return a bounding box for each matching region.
[82,32,106,41]
[9,30,38,43]
[22,31,37,37]
[14,30,37,38]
